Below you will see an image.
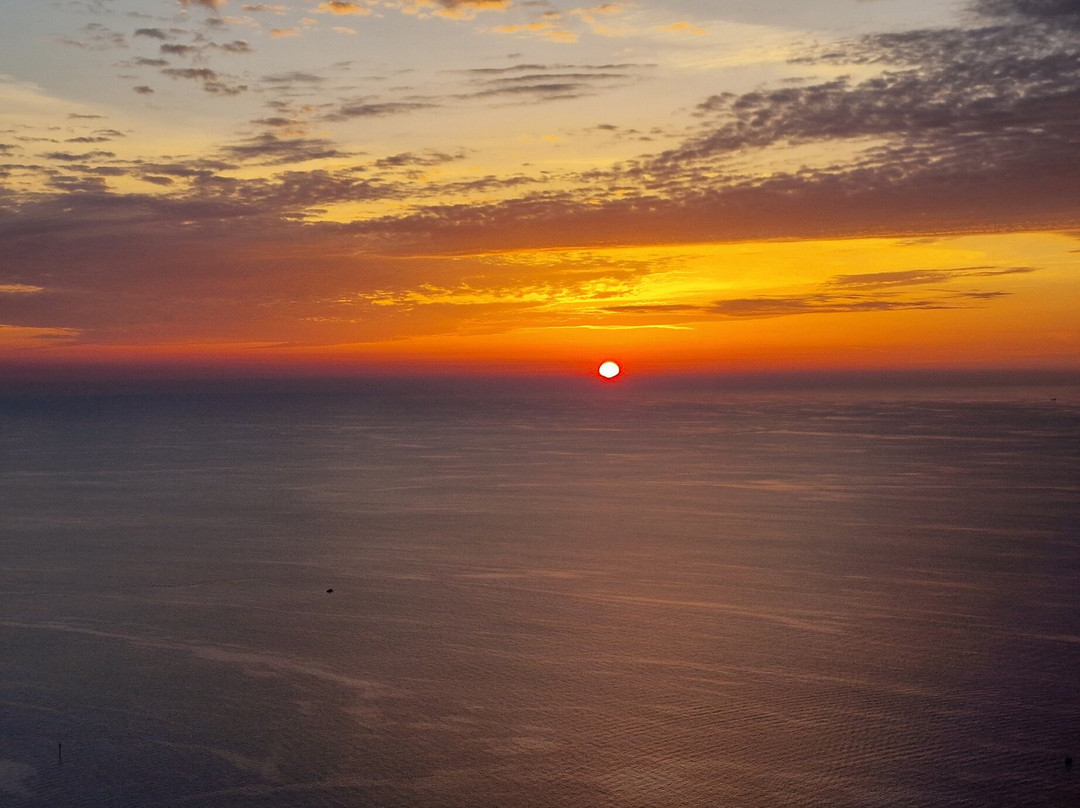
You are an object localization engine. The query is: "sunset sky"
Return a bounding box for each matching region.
[1,0,1078,380]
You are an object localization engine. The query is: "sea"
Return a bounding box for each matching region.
[1,375,1077,807]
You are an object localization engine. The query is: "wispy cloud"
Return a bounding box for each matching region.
[321,99,436,121]
[706,295,956,318]
[601,262,1040,322]
[220,133,352,163]
[456,61,649,103]
[57,23,126,50]
[601,292,999,322]
[828,266,1037,289]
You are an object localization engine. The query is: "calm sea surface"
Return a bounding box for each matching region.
[1,379,1078,807]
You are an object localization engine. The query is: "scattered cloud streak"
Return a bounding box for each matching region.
[827,266,1036,289]
[601,263,1038,321]
[161,67,248,94]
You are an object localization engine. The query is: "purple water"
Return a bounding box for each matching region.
[2,379,1077,807]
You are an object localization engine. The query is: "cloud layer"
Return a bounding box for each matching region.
[0,0,1077,361]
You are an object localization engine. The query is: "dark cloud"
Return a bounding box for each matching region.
[602,303,699,314]
[322,100,435,121]
[220,133,351,164]
[572,12,1080,240]
[707,295,955,318]
[373,150,465,168]
[460,63,551,75]
[680,43,1076,161]
[325,144,1071,256]
[253,116,304,128]
[41,150,116,161]
[459,62,649,75]
[596,260,1039,322]
[973,0,1080,25]
[46,175,111,193]
[604,290,1006,321]
[829,266,1036,289]
[158,40,253,58]
[161,43,199,56]
[492,72,627,84]
[215,168,397,209]
[162,67,219,81]
[161,67,247,95]
[460,63,644,104]
[953,290,1010,299]
[0,187,422,345]
[134,28,169,40]
[468,82,590,100]
[214,40,252,54]
[434,174,540,195]
[65,132,123,144]
[258,72,332,98]
[975,266,1039,276]
[267,63,646,130]
[262,71,327,84]
[133,85,155,94]
[136,159,236,178]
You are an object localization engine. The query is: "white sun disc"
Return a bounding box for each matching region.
[598,361,621,379]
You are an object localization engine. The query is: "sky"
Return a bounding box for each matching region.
[1,0,1078,381]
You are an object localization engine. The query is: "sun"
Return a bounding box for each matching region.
[597,360,621,379]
